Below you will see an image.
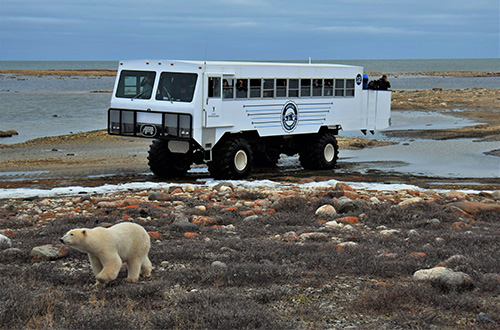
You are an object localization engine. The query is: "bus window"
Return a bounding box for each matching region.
[263,79,274,98]
[335,79,345,97]
[116,70,156,99]
[208,77,221,98]
[156,72,197,102]
[313,79,322,97]
[324,79,333,96]
[288,79,299,97]
[345,79,355,97]
[236,79,248,98]
[223,79,234,99]
[300,79,311,97]
[250,79,261,98]
[276,79,287,97]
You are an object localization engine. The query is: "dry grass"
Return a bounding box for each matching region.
[1,195,499,329]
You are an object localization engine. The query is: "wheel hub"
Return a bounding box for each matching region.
[324,143,335,162]
[234,150,248,171]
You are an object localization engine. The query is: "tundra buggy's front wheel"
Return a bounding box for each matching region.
[208,138,253,179]
[148,140,192,178]
[299,132,338,170]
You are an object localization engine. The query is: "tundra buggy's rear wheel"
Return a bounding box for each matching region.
[148,140,192,178]
[299,132,338,170]
[208,138,253,179]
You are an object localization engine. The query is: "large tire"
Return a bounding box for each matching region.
[299,132,338,170]
[208,138,253,179]
[148,140,192,178]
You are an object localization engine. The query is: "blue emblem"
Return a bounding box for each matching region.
[281,101,298,132]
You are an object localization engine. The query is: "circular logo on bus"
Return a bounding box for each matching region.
[281,101,298,132]
[356,74,362,85]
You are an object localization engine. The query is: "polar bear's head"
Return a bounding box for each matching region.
[60,229,88,252]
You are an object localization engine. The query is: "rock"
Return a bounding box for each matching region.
[380,229,400,236]
[299,232,329,241]
[148,192,169,201]
[446,201,500,214]
[194,205,206,212]
[443,190,470,201]
[413,266,475,292]
[334,182,354,191]
[2,247,22,257]
[491,190,500,201]
[148,231,162,239]
[315,204,336,217]
[242,215,260,223]
[398,197,423,207]
[171,221,198,232]
[336,216,359,225]
[475,312,496,324]
[336,197,356,213]
[325,220,342,229]
[192,215,217,226]
[369,197,381,205]
[437,254,469,269]
[0,234,12,249]
[338,241,358,248]
[212,261,227,268]
[213,182,234,192]
[30,244,68,260]
[184,232,199,239]
[282,231,299,242]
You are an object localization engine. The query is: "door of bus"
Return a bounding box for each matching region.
[203,74,234,128]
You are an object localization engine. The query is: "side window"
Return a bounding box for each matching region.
[288,79,299,97]
[335,79,345,97]
[263,79,274,98]
[250,79,261,98]
[313,79,322,97]
[223,79,234,99]
[324,79,333,96]
[276,79,287,97]
[300,79,311,97]
[236,79,248,98]
[345,79,355,97]
[208,77,221,98]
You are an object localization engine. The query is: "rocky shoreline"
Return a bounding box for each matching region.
[1,181,499,328]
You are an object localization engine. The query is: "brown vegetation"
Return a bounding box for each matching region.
[1,186,499,328]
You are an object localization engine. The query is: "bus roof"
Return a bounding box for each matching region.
[118,60,362,71]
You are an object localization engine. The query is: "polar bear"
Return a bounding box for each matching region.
[60,222,152,285]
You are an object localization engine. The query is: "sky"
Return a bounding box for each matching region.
[0,0,499,61]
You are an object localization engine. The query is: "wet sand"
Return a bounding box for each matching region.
[0,71,499,191]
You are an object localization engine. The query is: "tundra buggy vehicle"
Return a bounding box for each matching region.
[108,60,391,179]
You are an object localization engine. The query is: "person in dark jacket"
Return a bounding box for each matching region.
[377,74,391,90]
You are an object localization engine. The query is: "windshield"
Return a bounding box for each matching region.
[156,72,197,102]
[115,70,156,99]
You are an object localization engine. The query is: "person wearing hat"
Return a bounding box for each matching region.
[362,74,369,89]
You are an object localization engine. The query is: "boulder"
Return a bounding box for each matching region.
[315,204,336,217]
[0,234,12,249]
[30,244,68,260]
[413,266,475,292]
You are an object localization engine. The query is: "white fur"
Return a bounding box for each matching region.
[61,222,152,285]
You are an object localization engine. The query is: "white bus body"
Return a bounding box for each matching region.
[108,60,391,179]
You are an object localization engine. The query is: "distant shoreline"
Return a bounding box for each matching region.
[0,69,498,77]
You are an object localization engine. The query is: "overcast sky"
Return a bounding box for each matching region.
[1,0,498,61]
